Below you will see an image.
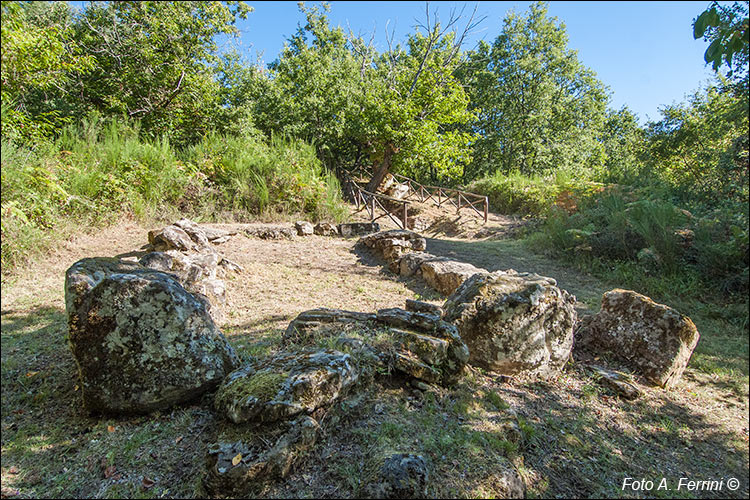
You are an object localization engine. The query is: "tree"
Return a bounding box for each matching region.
[458,1,609,179]
[261,3,477,191]
[693,0,749,90]
[68,1,252,146]
[0,1,92,142]
[646,84,748,202]
[597,107,646,183]
[361,4,479,191]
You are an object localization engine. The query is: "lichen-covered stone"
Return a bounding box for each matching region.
[420,259,486,295]
[244,227,295,240]
[295,221,314,236]
[314,222,339,236]
[214,350,358,424]
[205,416,319,495]
[363,453,429,499]
[404,299,443,318]
[148,225,197,252]
[65,257,239,414]
[397,252,442,278]
[576,289,700,388]
[443,270,576,379]
[359,230,427,266]
[285,308,377,341]
[285,308,468,386]
[338,222,380,237]
[173,218,211,248]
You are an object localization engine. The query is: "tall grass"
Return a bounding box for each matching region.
[1,116,348,274]
[467,170,605,216]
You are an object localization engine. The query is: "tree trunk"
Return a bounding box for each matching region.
[366,144,396,193]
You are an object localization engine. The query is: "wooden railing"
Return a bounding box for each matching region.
[351,185,410,229]
[393,174,488,223]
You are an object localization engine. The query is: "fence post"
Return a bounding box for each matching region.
[438,189,442,207]
[370,195,376,222]
[484,196,488,223]
[402,202,408,230]
[457,192,462,214]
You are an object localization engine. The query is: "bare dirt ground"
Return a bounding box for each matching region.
[1,211,748,499]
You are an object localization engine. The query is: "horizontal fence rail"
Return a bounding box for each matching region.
[350,184,410,229]
[393,174,488,223]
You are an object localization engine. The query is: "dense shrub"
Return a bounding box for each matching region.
[1,116,347,273]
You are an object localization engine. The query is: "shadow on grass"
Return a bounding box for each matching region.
[498,371,750,499]
[0,307,220,499]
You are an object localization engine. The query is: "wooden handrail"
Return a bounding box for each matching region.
[392,173,488,223]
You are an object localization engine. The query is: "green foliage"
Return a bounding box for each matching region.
[645,84,748,204]
[468,170,605,216]
[458,1,609,179]
[693,1,749,88]
[0,1,93,143]
[532,188,749,296]
[1,116,346,273]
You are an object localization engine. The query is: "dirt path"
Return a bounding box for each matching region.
[1,217,748,499]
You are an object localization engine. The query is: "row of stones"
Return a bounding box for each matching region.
[358,229,701,390]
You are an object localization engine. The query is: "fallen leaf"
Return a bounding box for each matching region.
[107,425,115,433]
[231,453,242,466]
[104,465,117,479]
[175,436,183,444]
[8,466,19,474]
[74,385,79,391]
[142,477,155,489]
[25,371,39,378]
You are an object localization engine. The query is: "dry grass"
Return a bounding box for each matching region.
[1,216,748,499]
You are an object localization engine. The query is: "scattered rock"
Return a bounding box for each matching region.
[295,221,314,236]
[214,350,358,424]
[244,227,295,240]
[420,259,486,295]
[404,299,443,318]
[443,270,576,379]
[338,222,380,237]
[397,252,442,278]
[359,230,427,265]
[205,416,319,495]
[173,218,211,248]
[219,257,244,273]
[314,222,339,236]
[575,289,700,388]
[148,225,197,252]
[202,226,238,243]
[364,453,429,499]
[588,365,642,400]
[65,258,239,414]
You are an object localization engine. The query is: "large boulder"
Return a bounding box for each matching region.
[214,350,358,424]
[443,270,576,379]
[64,258,239,414]
[575,289,700,388]
[419,260,486,295]
[285,307,469,386]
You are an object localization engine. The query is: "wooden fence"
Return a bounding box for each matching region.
[393,174,488,223]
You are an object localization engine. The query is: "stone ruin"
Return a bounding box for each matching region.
[63,221,701,497]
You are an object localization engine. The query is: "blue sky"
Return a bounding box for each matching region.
[68,1,723,124]
[220,1,720,123]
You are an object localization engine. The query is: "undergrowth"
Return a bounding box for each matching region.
[0,115,348,274]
